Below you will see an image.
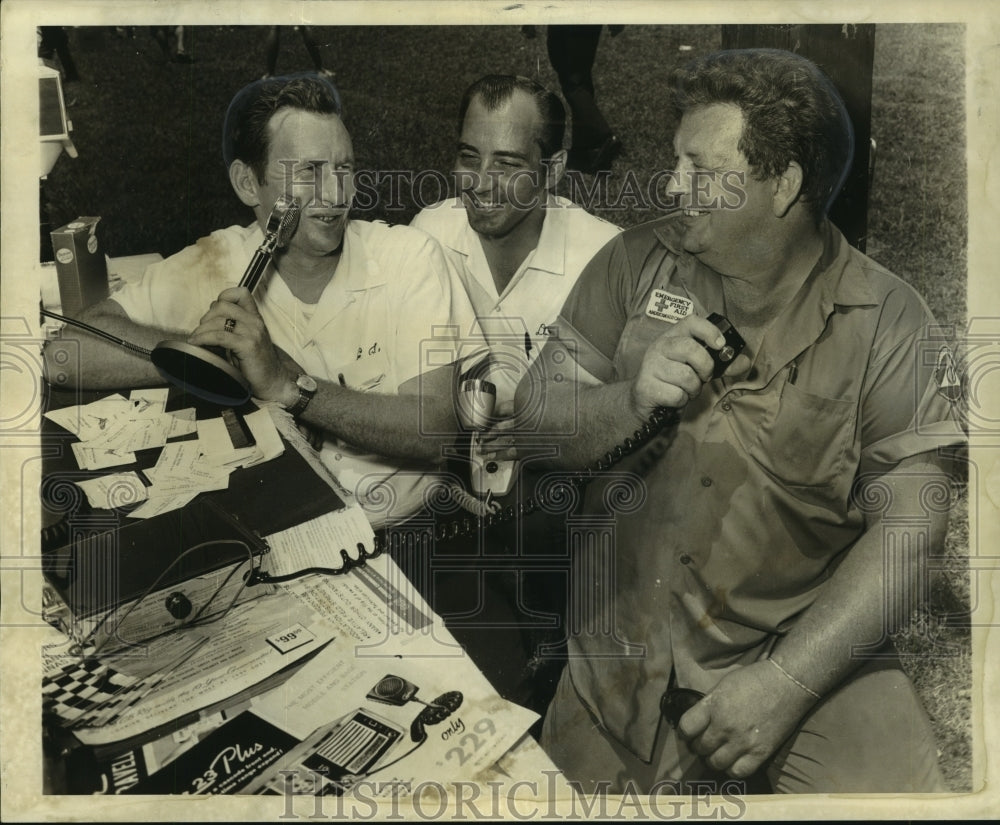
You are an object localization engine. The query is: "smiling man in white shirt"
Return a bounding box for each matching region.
[46,73,474,526]
[412,74,620,407]
[408,75,621,716]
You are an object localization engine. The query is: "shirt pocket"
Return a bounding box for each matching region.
[749,381,857,501]
[335,350,393,394]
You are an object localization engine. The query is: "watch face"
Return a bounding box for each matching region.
[297,374,318,393]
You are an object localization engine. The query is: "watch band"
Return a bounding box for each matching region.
[286,374,317,417]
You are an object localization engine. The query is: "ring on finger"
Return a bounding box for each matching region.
[224,318,237,333]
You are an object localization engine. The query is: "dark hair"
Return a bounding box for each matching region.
[669,49,854,223]
[457,74,566,160]
[222,72,344,183]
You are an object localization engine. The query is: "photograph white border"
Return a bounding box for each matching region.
[2,0,998,820]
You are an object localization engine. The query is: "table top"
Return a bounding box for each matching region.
[37,381,562,797]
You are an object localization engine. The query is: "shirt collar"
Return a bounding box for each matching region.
[257,219,384,343]
[656,217,877,316]
[820,221,879,309]
[748,221,878,387]
[254,217,380,296]
[457,193,569,278]
[526,195,571,277]
[650,217,879,390]
[754,222,881,389]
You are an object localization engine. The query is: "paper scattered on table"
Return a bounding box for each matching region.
[46,392,286,515]
[127,441,231,519]
[42,629,194,730]
[129,412,283,519]
[166,407,197,438]
[45,390,198,469]
[44,392,132,440]
[196,417,257,466]
[75,472,149,509]
[196,408,284,470]
[130,387,168,416]
[71,441,137,471]
[64,546,537,794]
[278,553,437,644]
[241,408,285,467]
[249,619,539,793]
[264,505,376,578]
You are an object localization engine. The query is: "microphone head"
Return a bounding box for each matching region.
[275,197,301,249]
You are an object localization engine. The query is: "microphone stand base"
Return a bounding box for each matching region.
[150,340,251,406]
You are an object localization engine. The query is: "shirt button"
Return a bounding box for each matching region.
[701,476,713,487]
[721,401,732,412]
[680,553,693,565]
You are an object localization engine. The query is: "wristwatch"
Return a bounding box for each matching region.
[285,373,318,417]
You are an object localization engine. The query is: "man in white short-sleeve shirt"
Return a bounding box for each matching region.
[46,73,473,525]
[411,74,620,407]
[407,75,620,713]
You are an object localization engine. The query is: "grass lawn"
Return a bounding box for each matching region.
[41,22,971,792]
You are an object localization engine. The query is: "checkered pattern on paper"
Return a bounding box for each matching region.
[42,653,153,728]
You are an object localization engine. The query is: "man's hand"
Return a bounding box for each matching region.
[677,660,818,779]
[475,415,526,462]
[187,286,296,404]
[630,315,746,419]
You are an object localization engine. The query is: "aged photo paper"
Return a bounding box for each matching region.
[2,0,998,820]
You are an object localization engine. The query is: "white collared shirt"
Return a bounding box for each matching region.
[113,219,472,523]
[411,195,621,403]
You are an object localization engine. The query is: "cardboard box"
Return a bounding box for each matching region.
[50,216,109,316]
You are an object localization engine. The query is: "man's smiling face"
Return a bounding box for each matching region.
[454,89,551,240]
[256,108,355,258]
[667,103,779,275]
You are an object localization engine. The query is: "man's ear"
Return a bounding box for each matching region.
[229,159,262,208]
[773,161,804,217]
[544,148,567,190]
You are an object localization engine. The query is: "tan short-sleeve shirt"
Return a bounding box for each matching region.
[554,218,966,760]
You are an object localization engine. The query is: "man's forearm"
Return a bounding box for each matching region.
[295,369,458,463]
[767,454,952,698]
[672,453,956,779]
[519,318,724,471]
[526,379,650,469]
[42,301,174,389]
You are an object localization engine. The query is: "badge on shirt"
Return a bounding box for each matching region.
[645,289,693,323]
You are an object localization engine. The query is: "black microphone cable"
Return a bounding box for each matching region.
[40,306,152,358]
